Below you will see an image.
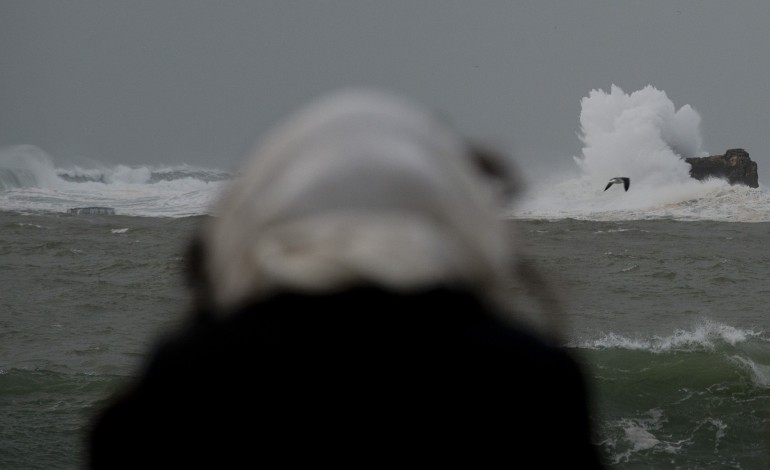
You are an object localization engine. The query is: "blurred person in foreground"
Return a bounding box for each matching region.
[88,89,604,468]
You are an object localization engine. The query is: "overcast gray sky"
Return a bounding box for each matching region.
[2,1,769,184]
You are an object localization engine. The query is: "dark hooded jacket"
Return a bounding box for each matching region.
[88,89,604,468]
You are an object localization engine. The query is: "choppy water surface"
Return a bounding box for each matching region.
[2,212,769,469]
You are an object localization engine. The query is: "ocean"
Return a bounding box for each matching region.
[3,85,770,468]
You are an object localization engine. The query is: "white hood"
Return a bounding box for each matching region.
[201,88,516,310]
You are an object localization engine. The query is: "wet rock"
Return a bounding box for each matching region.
[685,148,758,188]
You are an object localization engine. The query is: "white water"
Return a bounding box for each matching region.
[512,85,770,222]
[574,320,765,353]
[0,145,229,218]
[3,85,769,220]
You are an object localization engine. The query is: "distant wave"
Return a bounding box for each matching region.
[0,145,233,189]
[513,182,770,222]
[0,145,62,190]
[6,84,770,222]
[55,165,232,185]
[511,85,770,222]
[0,145,232,217]
[572,320,766,352]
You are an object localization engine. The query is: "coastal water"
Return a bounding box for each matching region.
[3,208,770,469]
[0,212,200,468]
[3,84,770,468]
[512,217,770,468]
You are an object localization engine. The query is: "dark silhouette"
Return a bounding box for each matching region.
[88,89,605,468]
[604,176,630,191]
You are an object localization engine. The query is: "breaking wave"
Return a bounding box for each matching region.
[512,85,770,222]
[0,145,232,217]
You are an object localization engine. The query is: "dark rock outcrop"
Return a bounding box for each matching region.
[685,148,759,188]
[67,207,116,215]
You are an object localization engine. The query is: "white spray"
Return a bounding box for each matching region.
[514,85,769,221]
[575,84,705,187]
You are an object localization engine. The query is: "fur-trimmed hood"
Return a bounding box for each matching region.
[199,89,517,311]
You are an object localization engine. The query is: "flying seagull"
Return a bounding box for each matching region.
[604,177,630,192]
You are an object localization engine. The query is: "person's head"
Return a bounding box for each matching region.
[188,88,520,314]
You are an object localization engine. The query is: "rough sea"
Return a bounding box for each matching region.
[3,85,770,468]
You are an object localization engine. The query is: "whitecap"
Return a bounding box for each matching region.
[510,85,770,222]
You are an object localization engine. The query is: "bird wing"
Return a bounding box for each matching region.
[604,182,613,191]
[621,177,630,191]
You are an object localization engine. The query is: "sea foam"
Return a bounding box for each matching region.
[512,85,770,222]
[574,320,765,352]
[0,145,230,217]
